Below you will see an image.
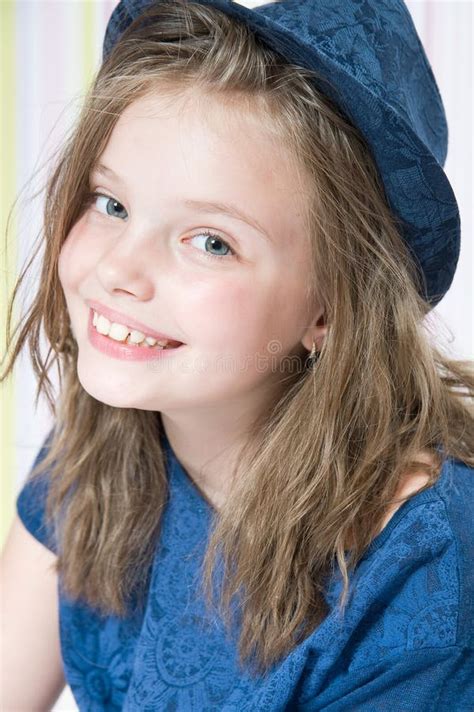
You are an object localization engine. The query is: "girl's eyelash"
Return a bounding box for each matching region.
[84,191,237,263]
[187,229,236,262]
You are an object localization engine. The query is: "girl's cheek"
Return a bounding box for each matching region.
[58,220,95,287]
[198,281,264,347]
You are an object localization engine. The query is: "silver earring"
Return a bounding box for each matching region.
[307,338,318,367]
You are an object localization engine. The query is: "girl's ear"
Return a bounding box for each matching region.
[301,310,328,353]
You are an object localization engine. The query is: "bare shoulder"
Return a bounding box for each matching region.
[1,514,66,710]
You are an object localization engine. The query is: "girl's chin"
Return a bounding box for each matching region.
[78,384,137,409]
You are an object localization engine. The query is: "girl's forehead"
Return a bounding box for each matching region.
[119,89,290,155]
[110,90,309,191]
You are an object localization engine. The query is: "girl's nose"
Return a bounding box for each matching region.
[95,230,161,297]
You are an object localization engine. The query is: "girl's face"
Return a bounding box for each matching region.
[58,91,318,414]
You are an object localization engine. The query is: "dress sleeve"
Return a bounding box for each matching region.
[300,644,474,711]
[16,429,58,555]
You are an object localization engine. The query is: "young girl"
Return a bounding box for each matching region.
[2,0,473,710]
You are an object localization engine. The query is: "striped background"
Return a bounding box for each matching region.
[1,2,472,709]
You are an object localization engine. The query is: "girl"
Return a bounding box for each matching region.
[2,0,473,710]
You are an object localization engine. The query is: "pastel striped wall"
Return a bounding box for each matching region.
[0,2,472,710]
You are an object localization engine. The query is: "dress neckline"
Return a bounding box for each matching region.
[160,425,454,558]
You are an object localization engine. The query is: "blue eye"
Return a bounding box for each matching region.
[86,191,127,220]
[84,191,237,263]
[186,231,235,262]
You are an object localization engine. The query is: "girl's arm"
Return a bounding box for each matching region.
[0,514,66,711]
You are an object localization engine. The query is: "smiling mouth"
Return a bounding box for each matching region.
[91,309,183,349]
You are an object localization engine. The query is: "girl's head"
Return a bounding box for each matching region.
[58,87,325,416]
[3,0,473,678]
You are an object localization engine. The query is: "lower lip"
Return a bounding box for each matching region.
[87,310,185,361]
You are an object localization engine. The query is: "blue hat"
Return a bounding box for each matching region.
[102,0,461,309]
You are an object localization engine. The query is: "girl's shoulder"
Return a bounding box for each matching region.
[289,457,474,709]
[363,454,473,562]
[16,463,58,556]
[330,455,473,654]
[386,454,474,574]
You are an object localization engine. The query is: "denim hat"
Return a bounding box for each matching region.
[103,0,461,309]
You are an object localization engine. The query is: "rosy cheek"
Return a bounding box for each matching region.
[197,283,259,347]
[58,220,94,287]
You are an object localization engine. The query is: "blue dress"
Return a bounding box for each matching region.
[16,431,474,711]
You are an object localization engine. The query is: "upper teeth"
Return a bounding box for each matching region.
[92,310,171,347]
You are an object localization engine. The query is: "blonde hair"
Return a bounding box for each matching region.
[2,0,473,678]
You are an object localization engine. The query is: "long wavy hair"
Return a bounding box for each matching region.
[2,0,473,678]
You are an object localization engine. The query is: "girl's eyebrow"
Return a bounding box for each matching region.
[91,163,272,241]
